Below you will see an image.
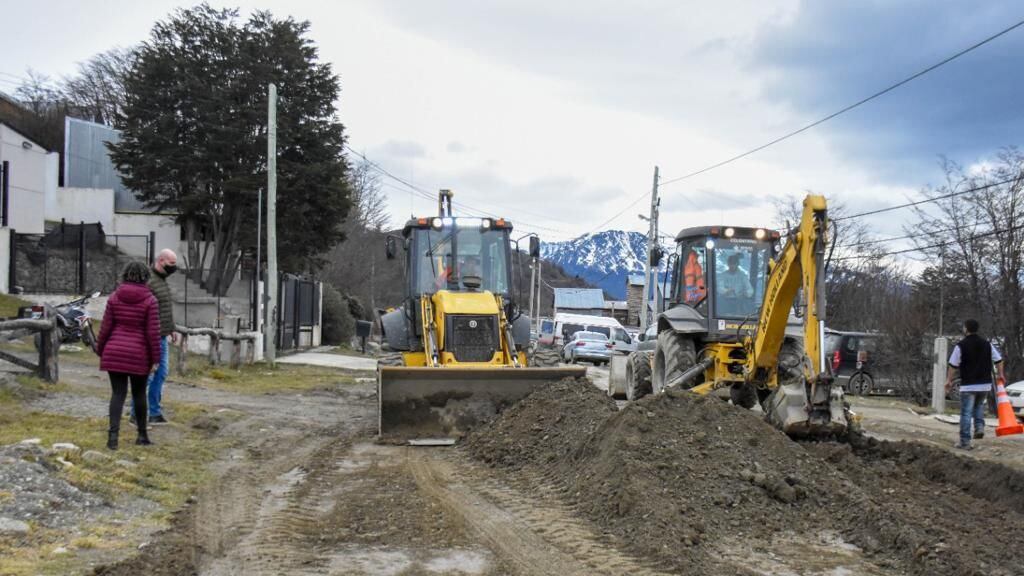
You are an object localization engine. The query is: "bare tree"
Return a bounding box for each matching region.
[62,47,135,126]
[909,150,1024,378]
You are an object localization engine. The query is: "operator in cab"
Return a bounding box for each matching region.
[719,253,754,299]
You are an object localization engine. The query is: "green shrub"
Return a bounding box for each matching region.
[322,283,354,345]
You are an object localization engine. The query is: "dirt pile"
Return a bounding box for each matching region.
[467,383,1024,576]
[465,377,617,470]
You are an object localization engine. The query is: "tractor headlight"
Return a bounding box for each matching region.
[481,219,491,229]
[755,228,766,240]
[455,218,483,228]
[431,218,443,229]
[724,227,735,238]
[705,239,716,250]
[442,217,454,227]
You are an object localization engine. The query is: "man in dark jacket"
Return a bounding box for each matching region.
[945,319,1005,450]
[132,249,177,425]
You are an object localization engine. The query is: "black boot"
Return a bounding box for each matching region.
[136,430,153,446]
[107,431,118,451]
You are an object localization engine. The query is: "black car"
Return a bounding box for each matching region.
[824,330,895,395]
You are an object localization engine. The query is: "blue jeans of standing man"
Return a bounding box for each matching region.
[147,336,169,417]
[959,390,987,445]
[131,336,169,418]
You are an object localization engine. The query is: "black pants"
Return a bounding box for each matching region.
[109,372,148,435]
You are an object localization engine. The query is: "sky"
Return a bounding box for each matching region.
[2,0,1023,258]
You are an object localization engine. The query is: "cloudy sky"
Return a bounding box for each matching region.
[2,1,1022,252]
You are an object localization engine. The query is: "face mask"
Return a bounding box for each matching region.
[163,264,178,276]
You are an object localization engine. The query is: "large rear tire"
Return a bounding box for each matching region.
[652,330,696,395]
[528,345,561,367]
[730,383,758,409]
[625,351,652,401]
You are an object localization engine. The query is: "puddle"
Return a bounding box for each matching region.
[327,546,490,575]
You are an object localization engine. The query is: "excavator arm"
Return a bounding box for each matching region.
[745,194,848,436]
[747,195,828,385]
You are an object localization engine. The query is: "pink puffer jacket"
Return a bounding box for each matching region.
[96,281,161,376]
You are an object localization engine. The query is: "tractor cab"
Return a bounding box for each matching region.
[661,226,781,342]
[399,215,514,298]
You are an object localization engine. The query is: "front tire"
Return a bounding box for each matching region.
[652,330,697,395]
[625,351,652,401]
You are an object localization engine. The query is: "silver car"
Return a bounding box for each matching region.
[562,331,613,365]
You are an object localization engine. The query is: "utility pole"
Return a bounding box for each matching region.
[640,166,659,333]
[938,247,945,336]
[265,83,278,364]
[528,259,536,329]
[535,259,543,327]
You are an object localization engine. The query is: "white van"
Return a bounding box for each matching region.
[539,313,633,353]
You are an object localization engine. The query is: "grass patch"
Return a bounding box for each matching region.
[172,354,369,394]
[0,293,31,319]
[0,394,228,575]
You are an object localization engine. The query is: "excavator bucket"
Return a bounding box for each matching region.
[378,365,586,442]
[764,380,849,437]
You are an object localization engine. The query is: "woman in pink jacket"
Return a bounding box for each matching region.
[95,261,162,450]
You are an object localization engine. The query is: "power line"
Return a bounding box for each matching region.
[834,177,1019,222]
[835,221,1024,261]
[346,145,571,236]
[657,17,1024,189]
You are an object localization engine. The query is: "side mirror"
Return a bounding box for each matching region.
[385,236,398,260]
[529,236,541,259]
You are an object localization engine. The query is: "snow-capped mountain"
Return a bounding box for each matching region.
[540,231,669,299]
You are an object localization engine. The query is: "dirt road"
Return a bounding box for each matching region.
[74,356,1024,576]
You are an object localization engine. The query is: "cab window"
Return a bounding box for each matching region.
[713,239,770,319]
[680,242,707,306]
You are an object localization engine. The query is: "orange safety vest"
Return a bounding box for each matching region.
[683,252,705,303]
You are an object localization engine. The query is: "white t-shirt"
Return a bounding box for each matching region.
[948,341,1002,392]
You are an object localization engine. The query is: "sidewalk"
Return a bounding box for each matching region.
[276,348,378,371]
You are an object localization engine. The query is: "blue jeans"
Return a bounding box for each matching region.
[132,336,169,418]
[959,391,987,445]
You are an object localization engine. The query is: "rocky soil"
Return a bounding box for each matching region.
[466,378,1024,576]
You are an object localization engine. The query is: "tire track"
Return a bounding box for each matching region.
[409,449,673,576]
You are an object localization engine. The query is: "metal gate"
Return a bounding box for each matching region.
[277,274,320,350]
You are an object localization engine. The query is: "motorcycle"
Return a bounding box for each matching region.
[33,291,101,353]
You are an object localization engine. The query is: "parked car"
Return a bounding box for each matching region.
[562,331,613,365]
[539,313,633,353]
[824,330,896,395]
[1007,380,1024,416]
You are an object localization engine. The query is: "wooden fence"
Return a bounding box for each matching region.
[174,325,257,374]
[0,318,60,382]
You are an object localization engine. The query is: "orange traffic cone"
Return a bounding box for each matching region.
[994,378,1023,437]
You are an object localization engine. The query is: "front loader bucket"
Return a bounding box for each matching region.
[378,365,586,441]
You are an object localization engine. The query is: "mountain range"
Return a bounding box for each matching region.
[540,230,669,300]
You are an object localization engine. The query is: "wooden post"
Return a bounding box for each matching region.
[230,339,241,369]
[38,326,59,383]
[208,333,220,366]
[177,333,189,375]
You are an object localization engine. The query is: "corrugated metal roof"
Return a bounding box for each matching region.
[553,288,605,310]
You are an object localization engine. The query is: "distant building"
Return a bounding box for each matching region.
[625,273,667,327]
[553,288,605,317]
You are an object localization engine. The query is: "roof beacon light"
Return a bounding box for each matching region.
[755,228,766,240]
[724,227,735,238]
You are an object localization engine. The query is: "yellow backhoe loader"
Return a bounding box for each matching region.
[378,190,585,441]
[623,194,849,437]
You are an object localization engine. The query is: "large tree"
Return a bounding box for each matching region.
[109,5,351,294]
